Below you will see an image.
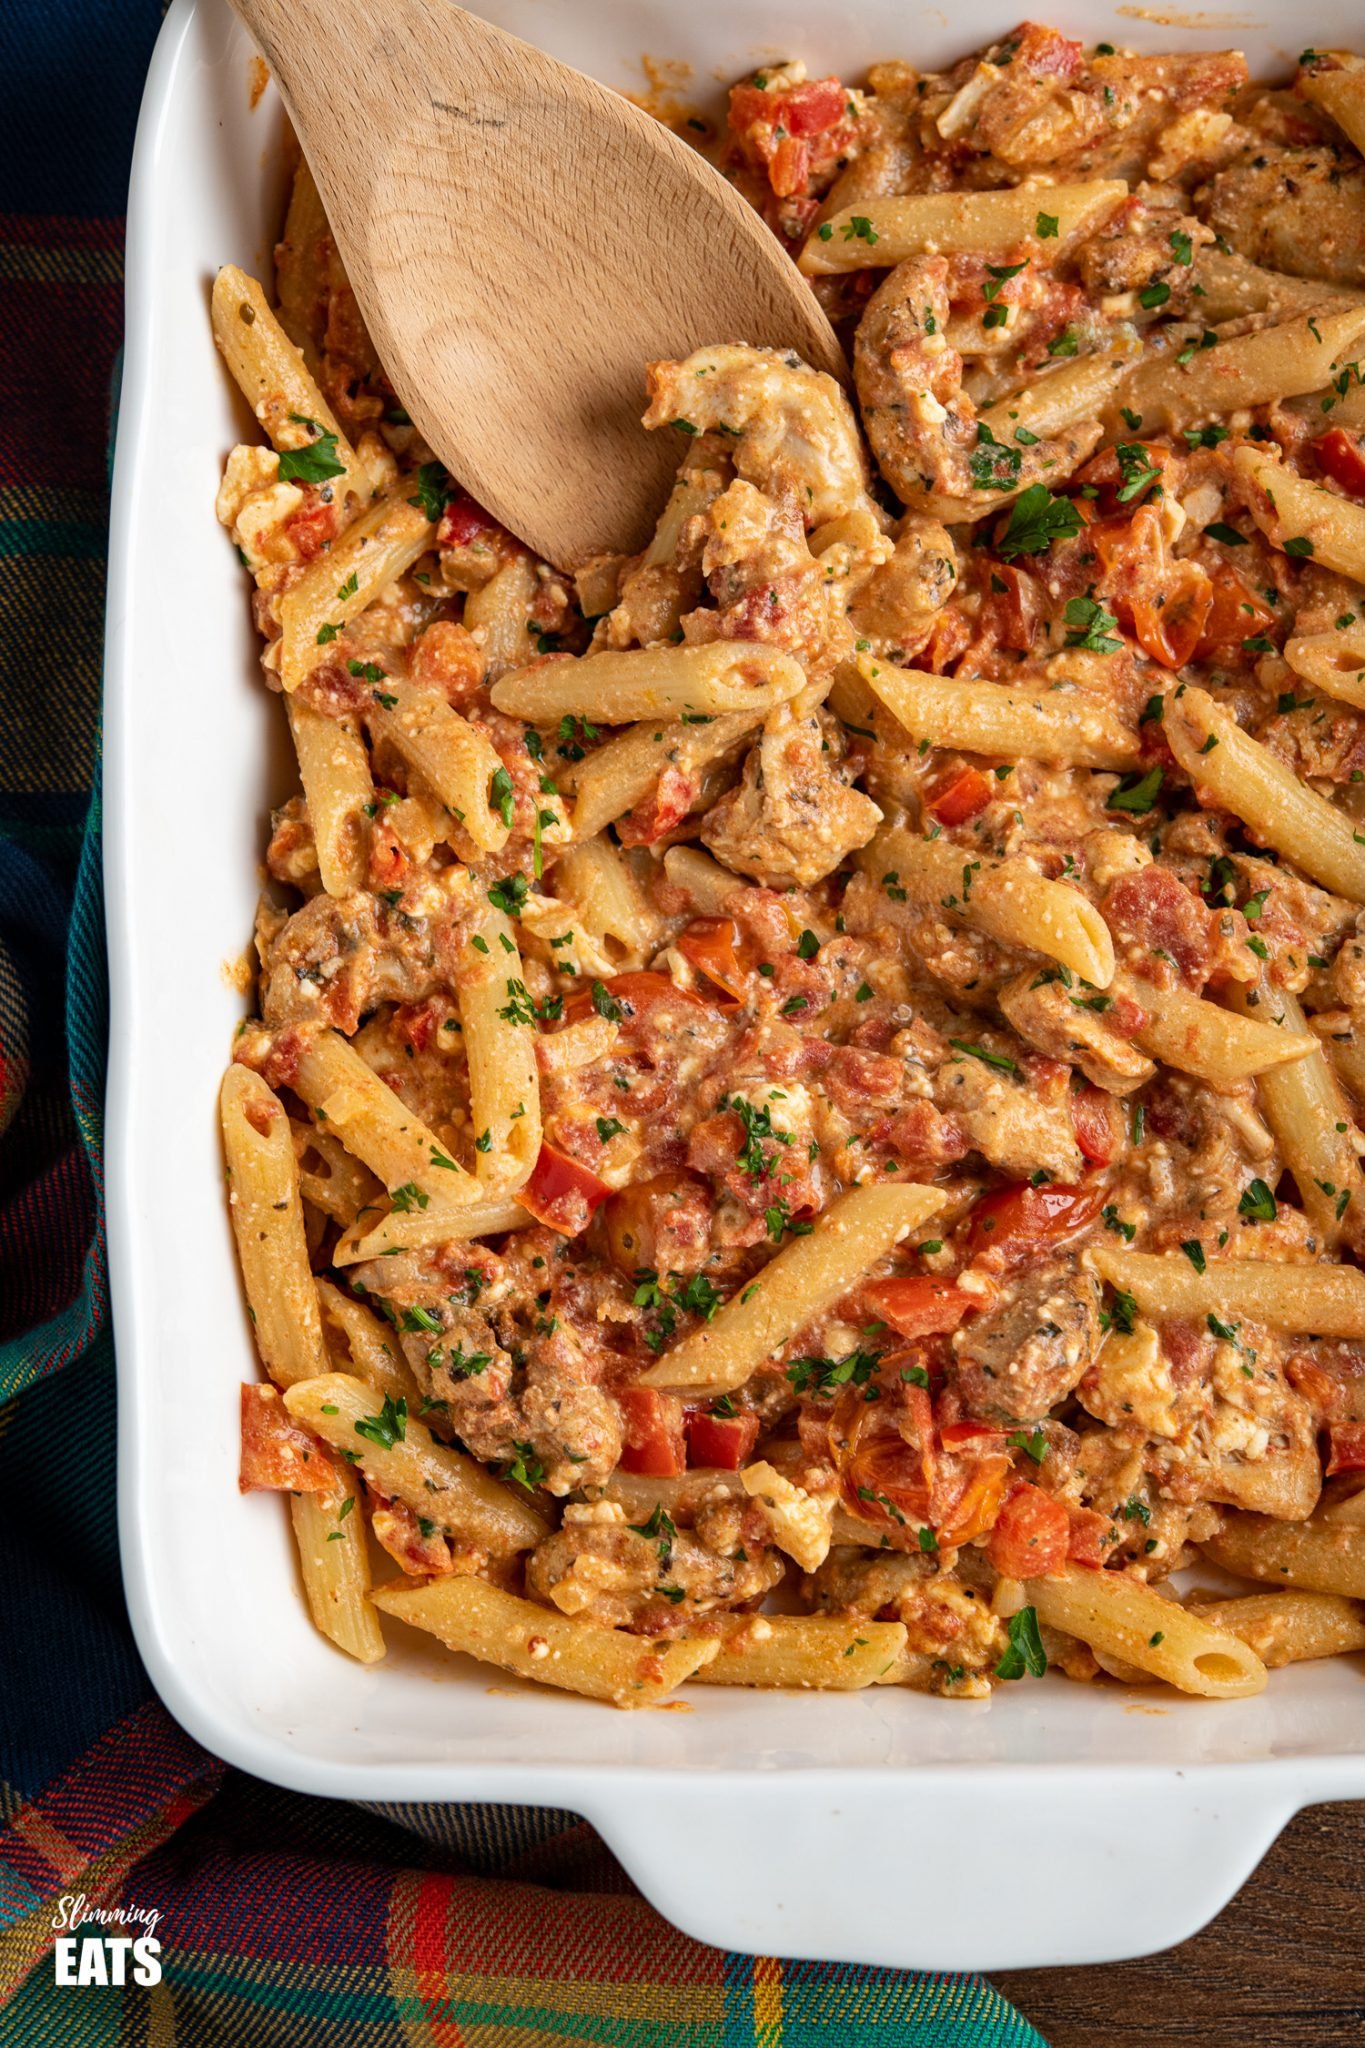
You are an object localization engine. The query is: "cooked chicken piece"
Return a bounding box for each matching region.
[952,1256,1103,1423]
[933,1051,1085,1181]
[998,967,1155,1094]
[700,702,882,887]
[643,343,874,526]
[682,479,853,677]
[525,1497,783,1626]
[848,513,958,648]
[1200,148,1365,287]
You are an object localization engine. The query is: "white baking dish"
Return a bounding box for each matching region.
[107,0,1365,1971]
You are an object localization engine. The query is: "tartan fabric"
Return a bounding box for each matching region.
[0,3,1049,2040]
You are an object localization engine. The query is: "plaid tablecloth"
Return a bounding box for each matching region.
[0,3,1049,2039]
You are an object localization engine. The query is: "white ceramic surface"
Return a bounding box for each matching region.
[108,0,1365,1972]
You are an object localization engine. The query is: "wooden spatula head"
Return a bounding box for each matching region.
[230,0,847,568]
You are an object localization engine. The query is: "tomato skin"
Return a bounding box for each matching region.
[864,1275,974,1339]
[676,916,761,1006]
[560,971,707,1029]
[1094,503,1213,668]
[926,765,993,828]
[518,1143,612,1235]
[1195,559,1276,654]
[1326,1421,1365,1474]
[436,491,498,549]
[685,1409,760,1470]
[966,1180,1105,1265]
[284,491,337,561]
[1071,1085,1121,1166]
[618,1387,686,1476]
[986,1481,1071,1578]
[239,1383,339,1497]
[729,76,846,139]
[1314,427,1365,500]
[939,1418,1007,1452]
[1066,1503,1113,1568]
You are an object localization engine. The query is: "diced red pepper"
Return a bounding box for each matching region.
[1071,1085,1121,1167]
[685,1408,760,1470]
[926,765,993,828]
[986,1480,1071,1579]
[864,1274,974,1339]
[1314,427,1365,501]
[284,490,338,561]
[618,1387,686,1477]
[1326,1421,1365,1475]
[966,1180,1105,1266]
[675,915,762,1007]
[517,1143,612,1235]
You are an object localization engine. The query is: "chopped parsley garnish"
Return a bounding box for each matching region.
[1205,522,1246,546]
[949,1038,1018,1074]
[388,1182,429,1214]
[1006,1428,1048,1464]
[504,1441,546,1489]
[787,1349,882,1396]
[353,1393,408,1450]
[970,422,1022,492]
[596,1116,627,1143]
[487,873,529,916]
[995,1605,1047,1680]
[1107,766,1164,815]
[1063,595,1121,653]
[1238,1178,1277,1222]
[591,980,625,1022]
[278,417,346,484]
[407,461,451,521]
[996,484,1084,558]
[490,766,515,829]
[1035,211,1059,239]
[1115,442,1161,503]
[1283,536,1315,558]
[1181,1240,1207,1273]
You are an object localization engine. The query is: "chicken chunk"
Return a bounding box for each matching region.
[700,702,881,887]
[933,1051,1085,1181]
[998,967,1155,1094]
[848,513,959,650]
[1200,149,1365,287]
[952,1256,1103,1423]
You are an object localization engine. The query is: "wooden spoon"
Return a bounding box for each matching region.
[228,0,846,569]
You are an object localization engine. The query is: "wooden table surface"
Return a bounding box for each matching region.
[994,1802,1365,2047]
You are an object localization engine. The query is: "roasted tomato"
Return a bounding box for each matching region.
[601,1171,713,1278]
[518,1143,612,1235]
[239,1383,339,1497]
[685,1408,760,1470]
[1095,503,1213,668]
[1195,558,1276,655]
[1326,1421,1365,1475]
[1070,1084,1122,1166]
[618,1387,686,1476]
[560,971,708,1028]
[676,915,762,1006]
[1314,427,1365,501]
[1066,1503,1113,1567]
[986,1480,1071,1579]
[864,1274,975,1339]
[926,765,993,827]
[965,1180,1105,1265]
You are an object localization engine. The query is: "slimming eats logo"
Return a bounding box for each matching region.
[51,1894,162,1986]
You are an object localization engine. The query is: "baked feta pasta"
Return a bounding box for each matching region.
[217,28,1365,1706]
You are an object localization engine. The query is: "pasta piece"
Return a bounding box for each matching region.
[568,710,760,841]
[1203,1511,1365,1599]
[1185,1590,1365,1668]
[274,159,329,366]
[221,1065,329,1390]
[661,844,745,914]
[333,1195,529,1267]
[278,491,434,694]
[1299,56,1365,157]
[550,836,662,968]
[1223,981,1365,1248]
[290,1116,380,1226]
[1195,248,1357,323]
[1090,1248,1365,1336]
[687,1613,907,1688]
[798,181,1125,275]
[640,1183,945,1393]
[290,1466,385,1665]
[211,265,360,493]
[456,899,541,1191]
[1115,968,1316,1085]
[315,1277,421,1409]
[1284,621,1365,711]
[366,678,510,854]
[369,1575,719,1705]
[491,643,805,723]
[1119,307,1365,431]
[858,825,1115,986]
[1165,685,1365,903]
[929,346,1138,523]
[286,1373,549,1552]
[1234,442,1365,583]
[285,697,372,897]
[462,553,540,680]
[292,1029,482,1202]
[858,653,1139,769]
[1025,1567,1266,1698]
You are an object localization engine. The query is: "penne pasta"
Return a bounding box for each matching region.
[455,899,542,1192]
[461,553,541,680]
[1223,981,1365,1248]
[686,1613,908,1688]
[370,1575,719,1704]
[278,490,434,694]
[661,843,745,914]
[221,1065,329,1390]
[211,265,360,496]
[290,1466,386,1665]
[1118,306,1365,431]
[857,824,1115,985]
[568,710,760,841]
[1089,1248,1365,1336]
[1165,684,1365,904]
[1184,1589,1365,1668]
[365,678,509,854]
[858,653,1139,769]
[641,1183,945,1393]
[1115,968,1316,1086]
[798,180,1125,274]
[286,1373,550,1553]
[1298,55,1365,156]
[291,1029,482,1203]
[1283,621,1365,711]
[291,1116,381,1227]
[550,835,663,968]
[285,697,373,897]
[315,1277,422,1410]
[1234,442,1365,583]
[1194,248,1357,324]
[1203,1509,1365,1599]
[332,1195,529,1268]
[491,642,805,723]
[1024,1566,1266,1698]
